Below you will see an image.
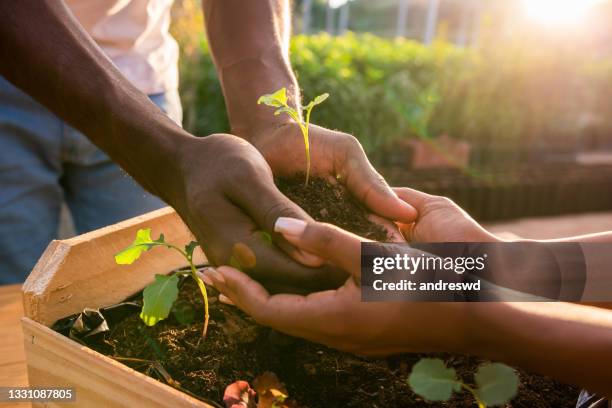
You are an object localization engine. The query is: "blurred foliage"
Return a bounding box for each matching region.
[172,4,612,156]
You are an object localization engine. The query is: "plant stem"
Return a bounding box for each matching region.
[461,383,486,408]
[188,257,209,338]
[152,242,210,339]
[300,123,311,186]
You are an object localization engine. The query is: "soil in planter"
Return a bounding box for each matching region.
[66,176,578,407]
[85,280,578,408]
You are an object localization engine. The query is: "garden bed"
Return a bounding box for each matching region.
[22,179,580,407]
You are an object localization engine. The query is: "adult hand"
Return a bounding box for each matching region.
[170,134,346,291]
[393,187,500,243]
[249,123,418,224]
[203,216,468,356]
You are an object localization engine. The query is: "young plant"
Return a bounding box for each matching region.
[115,228,210,338]
[408,358,519,408]
[257,87,329,186]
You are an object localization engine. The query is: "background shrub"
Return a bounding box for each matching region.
[179,32,612,161]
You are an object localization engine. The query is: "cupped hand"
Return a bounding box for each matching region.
[393,187,499,243]
[170,133,347,291]
[249,123,417,224]
[203,216,468,356]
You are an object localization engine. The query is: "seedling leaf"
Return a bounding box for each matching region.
[408,358,461,401]
[312,93,329,106]
[141,274,180,326]
[475,363,519,406]
[258,87,287,107]
[184,240,198,259]
[115,228,165,265]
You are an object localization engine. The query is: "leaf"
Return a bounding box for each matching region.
[184,241,199,259]
[475,363,519,406]
[253,372,289,408]
[274,106,297,117]
[171,299,195,325]
[115,228,164,265]
[257,88,287,107]
[311,93,329,106]
[407,358,461,402]
[140,274,180,326]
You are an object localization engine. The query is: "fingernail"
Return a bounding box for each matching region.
[219,294,235,306]
[202,267,225,285]
[274,217,307,236]
[198,270,214,286]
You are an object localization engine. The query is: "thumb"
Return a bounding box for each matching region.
[273,217,362,278]
[343,148,417,223]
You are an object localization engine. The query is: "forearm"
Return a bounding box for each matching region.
[201,0,299,137]
[0,1,190,202]
[467,302,612,396]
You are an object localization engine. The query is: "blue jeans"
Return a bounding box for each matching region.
[0,76,182,284]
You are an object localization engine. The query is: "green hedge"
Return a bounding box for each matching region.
[180,33,612,156]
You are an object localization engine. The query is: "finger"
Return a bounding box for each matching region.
[342,145,417,223]
[192,196,346,290]
[218,294,235,306]
[224,176,324,266]
[392,187,435,213]
[367,214,405,243]
[210,266,351,341]
[274,217,362,277]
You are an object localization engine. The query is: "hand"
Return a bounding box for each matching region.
[394,187,500,243]
[203,216,468,356]
[169,134,347,291]
[249,123,418,224]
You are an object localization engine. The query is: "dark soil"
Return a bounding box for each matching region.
[85,279,578,408]
[65,177,579,407]
[275,175,388,241]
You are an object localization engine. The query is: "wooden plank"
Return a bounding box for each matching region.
[20,207,211,407]
[22,206,205,326]
[23,318,209,408]
[0,284,31,408]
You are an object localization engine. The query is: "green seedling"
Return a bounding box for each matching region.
[258,87,329,186]
[115,228,209,338]
[408,358,518,408]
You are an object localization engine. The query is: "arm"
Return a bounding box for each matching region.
[0,0,185,201]
[470,301,612,397]
[201,0,418,224]
[0,0,343,291]
[201,0,298,137]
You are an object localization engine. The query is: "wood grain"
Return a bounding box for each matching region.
[0,284,31,408]
[21,207,211,407]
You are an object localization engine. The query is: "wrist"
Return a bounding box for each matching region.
[217,54,300,138]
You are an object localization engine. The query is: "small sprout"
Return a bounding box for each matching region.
[258,87,329,186]
[115,228,210,338]
[408,358,518,408]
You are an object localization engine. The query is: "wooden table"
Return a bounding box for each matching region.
[0,284,31,408]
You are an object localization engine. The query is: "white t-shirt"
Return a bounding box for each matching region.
[66,0,179,95]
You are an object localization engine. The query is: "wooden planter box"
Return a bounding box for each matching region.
[21,207,212,407]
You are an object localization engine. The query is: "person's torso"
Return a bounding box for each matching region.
[65,0,179,94]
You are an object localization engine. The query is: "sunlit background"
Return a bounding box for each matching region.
[170,0,612,224]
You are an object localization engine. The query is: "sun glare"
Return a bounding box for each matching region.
[522,0,599,25]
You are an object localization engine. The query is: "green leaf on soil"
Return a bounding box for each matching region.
[140,274,180,326]
[407,358,461,401]
[475,363,519,406]
[171,299,196,325]
[257,87,287,107]
[115,228,165,265]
